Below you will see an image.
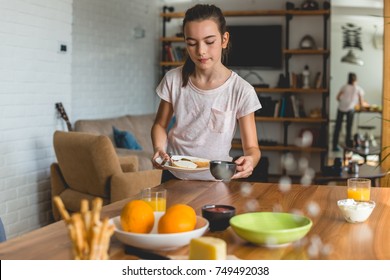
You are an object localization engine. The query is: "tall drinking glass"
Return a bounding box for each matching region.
[141,188,167,212]
[347,178,371,201]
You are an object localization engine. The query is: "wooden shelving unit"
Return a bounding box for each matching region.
[255,116,327,123]
[160,9,329,19]
[232,141,327,153]
[283,49,330,55]
[160,37,184,42]
[254,87,328,93]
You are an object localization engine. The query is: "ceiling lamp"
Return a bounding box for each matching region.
[341,50,364,66]
[340,23,364,66]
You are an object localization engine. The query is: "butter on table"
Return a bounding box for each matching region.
[189,237,227,260]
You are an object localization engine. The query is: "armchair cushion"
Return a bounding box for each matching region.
[118,155,139,173]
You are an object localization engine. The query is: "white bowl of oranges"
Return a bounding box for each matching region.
[110,200,209,251]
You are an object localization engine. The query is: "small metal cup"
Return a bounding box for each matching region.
[348,161,359,174]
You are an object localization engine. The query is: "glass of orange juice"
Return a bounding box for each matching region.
[141,188,167,212]
[347,178,371,201]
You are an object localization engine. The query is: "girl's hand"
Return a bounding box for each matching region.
[152,150,171,169]
[231,156,254,179]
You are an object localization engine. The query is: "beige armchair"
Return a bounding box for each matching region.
[50,130,162,221]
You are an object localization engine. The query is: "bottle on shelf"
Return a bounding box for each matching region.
[302,65,310,89]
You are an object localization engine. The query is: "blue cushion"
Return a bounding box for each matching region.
[113,126,142,150]
[167,115,176,132]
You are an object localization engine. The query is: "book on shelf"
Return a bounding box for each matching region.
[174,46,182,61]
[174,46,188,62]
[285,95,298,118]
[314,71,323,88]
[164,45,174,62]
[274,95,297,118]
[290,72,297,88]
[164,45,186,62]
[290,72,305,88]
[290,95,299,117]
[279,97,286,117]
[274,100,281,117]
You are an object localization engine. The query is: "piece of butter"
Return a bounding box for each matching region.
[189,237,227,260]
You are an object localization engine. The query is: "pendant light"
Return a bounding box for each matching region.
[341,50,364,66]
[340,23,364,66]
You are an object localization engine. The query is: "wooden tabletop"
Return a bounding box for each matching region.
[314,164,388,187]
[1,180,390,260]
[341,144,381,158]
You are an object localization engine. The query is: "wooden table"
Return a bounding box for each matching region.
[1,180,390,260]
[341,144,381,164]
[314,164,388,187]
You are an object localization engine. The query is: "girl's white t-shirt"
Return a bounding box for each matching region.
[156,67,261,180]
[338,84,365,112]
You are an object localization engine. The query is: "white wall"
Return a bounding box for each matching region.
[72,0,159,121]
[0,0,73,238]
[0,0,159,239]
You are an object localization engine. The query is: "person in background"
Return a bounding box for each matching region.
[151,4,261,181]
[332,72,368,151]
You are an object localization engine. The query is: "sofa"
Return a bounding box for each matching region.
[74,114,156,171]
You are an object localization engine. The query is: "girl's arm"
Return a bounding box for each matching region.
[231,112,261,179]
[151,100,173,168]
[359,91,370,108]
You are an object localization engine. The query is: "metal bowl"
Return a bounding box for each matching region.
[209,160,236,181]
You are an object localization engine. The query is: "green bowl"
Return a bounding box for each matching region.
[230,212,312,246]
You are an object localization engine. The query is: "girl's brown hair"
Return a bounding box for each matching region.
[181,4,229,87]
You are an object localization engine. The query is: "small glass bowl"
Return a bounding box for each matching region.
[337,199,376,223]
[202,204,236,232]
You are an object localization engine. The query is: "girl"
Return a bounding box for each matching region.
[151,4,261,180]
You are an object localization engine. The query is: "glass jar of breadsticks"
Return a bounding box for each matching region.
[53,196,114,260]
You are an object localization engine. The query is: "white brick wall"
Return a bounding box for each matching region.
[0,0,159,239]
[72,0,159,121]
[0,0,73,239]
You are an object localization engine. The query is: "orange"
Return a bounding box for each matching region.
[158,204,197,234]
[120,200,154,233]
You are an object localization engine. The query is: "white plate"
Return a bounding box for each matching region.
[155,155,210,173]
[110,212,209,251]
[156,155,218,180]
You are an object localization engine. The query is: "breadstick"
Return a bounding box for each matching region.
[96,218,109,259]
[72,213,88,258]
[91,198,103,226]
[83,211,92,241]
[55,196,114,259]
[89,226,100,260]
[102,224,115,260]
[53,196,70,222]
[80,199,89,214]
[68,224,81,259]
